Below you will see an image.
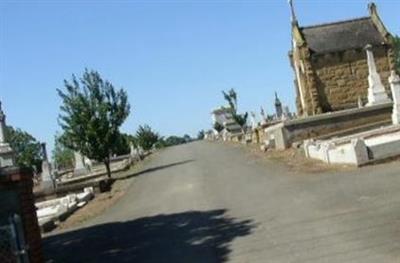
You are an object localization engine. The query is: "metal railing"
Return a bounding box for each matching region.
[0,214,29,263]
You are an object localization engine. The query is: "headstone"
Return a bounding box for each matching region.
[250,112,257,129]
[303,139,314,158]
[282,106,291,120]
[351,138,369,166]
[365,44,391,106]
[130,142,141,161]
[222,129,228,141]
[320,142,335,163]
[137,146,145,159]
[74,151,88,176]
[389,70,400,125]
[40,143,55,192]
[260,107,267,125]
[129,142,135,157]
[0,101,15,168]
[84,156,92,171]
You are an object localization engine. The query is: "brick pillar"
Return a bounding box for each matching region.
[0,167,43,263]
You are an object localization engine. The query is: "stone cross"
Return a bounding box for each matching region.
[365,44,391,106]
[389,70,400,125]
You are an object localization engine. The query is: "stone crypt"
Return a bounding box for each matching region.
[289,2,397,116]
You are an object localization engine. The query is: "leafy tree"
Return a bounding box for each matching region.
[57,69,130,179]
[213,122,224,133]
[222,88,248,133]
[113,133,132,156]
[223,88,237,109]
[153,137,168,149]
[197,130,205,140]
[136,125,160,151]
[394,35,400,73]
[5,126,42,170]
[52,133,74,170]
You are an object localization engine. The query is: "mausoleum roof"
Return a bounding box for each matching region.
[301,17,386,54]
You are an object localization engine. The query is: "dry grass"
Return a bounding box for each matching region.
[235,142,355,174]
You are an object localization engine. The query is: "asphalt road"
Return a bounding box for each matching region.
[44,141,400,263]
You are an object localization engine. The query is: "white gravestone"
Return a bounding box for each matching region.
[282,106,291,120]
[74,151,88,176]
[365,44,391,106]
[389,70,400,125]
[130,142,140,161]
[0,101,15,168]
[250,112,258,130]
[129,143,135,157]
[84,156,92,171]
[260,107,267,125]
[357,96,363,108]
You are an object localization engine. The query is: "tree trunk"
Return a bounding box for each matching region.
[104,159,111,179]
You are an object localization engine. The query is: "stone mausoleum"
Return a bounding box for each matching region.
[289,2,397,116]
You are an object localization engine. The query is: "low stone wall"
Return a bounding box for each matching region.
[264,103,392,149]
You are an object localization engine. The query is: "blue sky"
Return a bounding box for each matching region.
[1,0,399,154]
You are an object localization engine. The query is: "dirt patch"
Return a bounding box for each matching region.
[49,154,155,232]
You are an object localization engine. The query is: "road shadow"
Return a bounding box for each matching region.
[44,209,255,263]
[116,159,195,181]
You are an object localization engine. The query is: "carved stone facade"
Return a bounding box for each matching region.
[289,3,396,116]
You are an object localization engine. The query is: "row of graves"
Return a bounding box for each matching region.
[35,141,145,232]
[208,2,400,167]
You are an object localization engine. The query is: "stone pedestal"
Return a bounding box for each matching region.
[389,71,400,125]
[250,112,257,130]
[0,102,15,168]
[365,44,391,106]
[0,143,15,167]
[40,161,54,193]
[40,143,55,192]
[73,151,88,176]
